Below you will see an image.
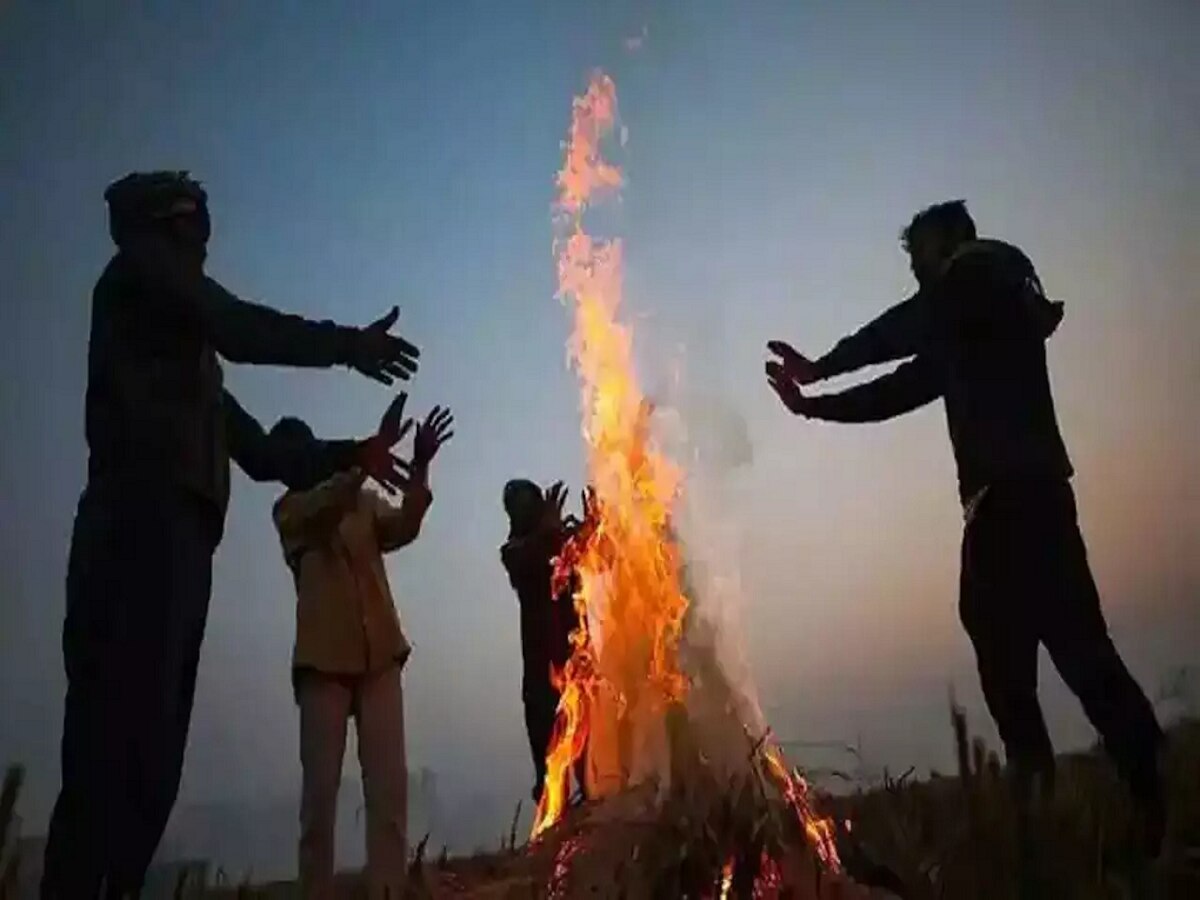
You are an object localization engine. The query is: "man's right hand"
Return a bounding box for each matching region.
[765,360,813,417]
[766,340,820,385]
[346,306,421,385]
[357,392,417,493]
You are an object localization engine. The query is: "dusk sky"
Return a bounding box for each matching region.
[1,0,1197,872]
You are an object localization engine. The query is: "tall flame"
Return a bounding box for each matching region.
[532,73,845,884]
[532,71,690,838]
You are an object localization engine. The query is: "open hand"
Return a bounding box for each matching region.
[358,392,416,493]
[347,306,421,385]
[581,486,598,526]
[413,406,455,466]
[543,481,569,531]
[765,361,812,416]
[766,340,820,385]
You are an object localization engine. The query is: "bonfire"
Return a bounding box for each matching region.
[520,72,880,900]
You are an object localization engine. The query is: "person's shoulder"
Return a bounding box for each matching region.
[93,252,129,295]
[951,239,1034,276]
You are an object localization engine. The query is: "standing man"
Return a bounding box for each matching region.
[500,481,592,805]
[764,200,1165,854]
[274,403,453,900]
[44,170,424,899]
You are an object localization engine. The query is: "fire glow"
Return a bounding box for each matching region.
[531,71,844,888]
[532,71,689,838]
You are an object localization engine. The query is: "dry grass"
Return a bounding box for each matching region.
[4,716,1197,898]
[829,712,1200,900]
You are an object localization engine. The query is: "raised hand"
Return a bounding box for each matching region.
[766,340,820,385]
[765,360,812,417]
[347,306,421,385]
[580,486,598,526]
[413,406,455,466]
[357,392,417,493]
[543,480,569,531]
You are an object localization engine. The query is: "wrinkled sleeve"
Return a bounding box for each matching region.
[803,356,942,423]
[224,390,361,489]
[273,472,364,563]
[120,234,354,367]
[372,482,433,553]
[814,293,929,379]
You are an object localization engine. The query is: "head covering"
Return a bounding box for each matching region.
[104,170,209,246]
[503,479,543,517]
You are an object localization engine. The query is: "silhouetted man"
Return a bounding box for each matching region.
[765,200,1165,854]
[500,480,591,804]
[44,171,423,899]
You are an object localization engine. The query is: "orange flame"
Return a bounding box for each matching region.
[532,71,690,839]
[760,741,842,871]
[531,72,847,884]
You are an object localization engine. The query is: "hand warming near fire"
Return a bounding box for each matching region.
[501,479,594,806]
[765,199,1166,861]
[273,398,454,897]
[44,171,433,900]
[42,159,1171,899]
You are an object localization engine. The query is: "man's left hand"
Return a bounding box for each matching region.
[413,406,455,466]
[358,393,417,493]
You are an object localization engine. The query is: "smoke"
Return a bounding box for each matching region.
[650,377,770,779]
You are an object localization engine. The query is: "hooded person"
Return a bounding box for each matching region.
[500,479,592,804]
[765,200,1166,859]
[43,170,423,899]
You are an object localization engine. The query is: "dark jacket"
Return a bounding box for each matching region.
[501,527,580,690]
[807,239,1073,503]
[85,234,361,534]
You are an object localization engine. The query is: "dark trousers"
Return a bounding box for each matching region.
[522,676,587,802]
[959,479,1163,800]
[42,482,218,899]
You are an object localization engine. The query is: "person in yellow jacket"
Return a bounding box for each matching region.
[273,398,453,899]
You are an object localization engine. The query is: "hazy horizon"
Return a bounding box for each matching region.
[1,0,1197,876]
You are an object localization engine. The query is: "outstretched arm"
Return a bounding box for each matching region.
[118,233,418,382]
[766,356,942,423]
[224,391,362,490]
[812,292,929,378]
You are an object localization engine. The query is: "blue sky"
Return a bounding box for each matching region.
[1,0,1197,870]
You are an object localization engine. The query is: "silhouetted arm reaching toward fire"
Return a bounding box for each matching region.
[118,232,419,383]
[766,355,942,423]
[225,391,415,492]
[768,292,928,386]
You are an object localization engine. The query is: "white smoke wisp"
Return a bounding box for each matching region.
[651,368,772,780]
